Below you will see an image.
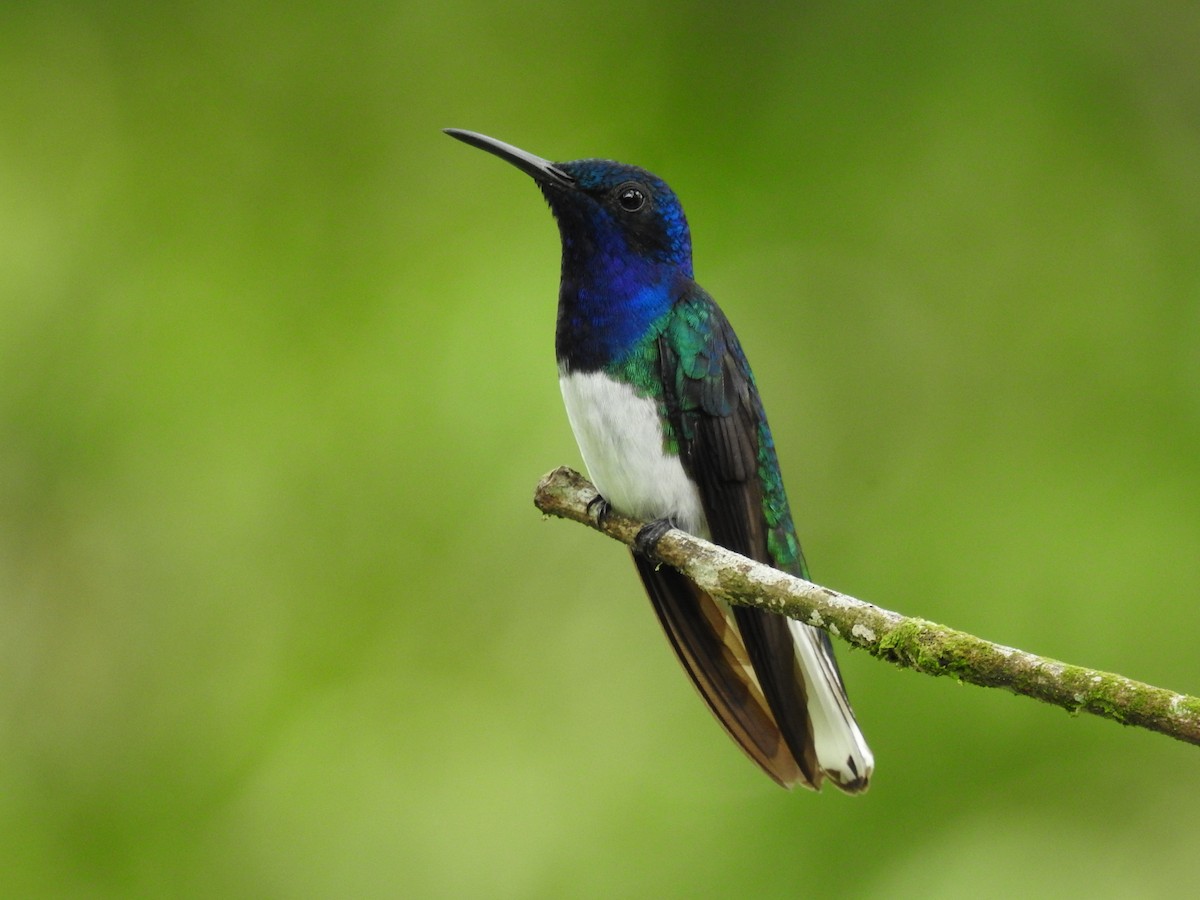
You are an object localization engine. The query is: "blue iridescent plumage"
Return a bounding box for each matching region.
[543,161,691,371]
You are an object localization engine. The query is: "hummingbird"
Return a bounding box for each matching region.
[445,129,873,792]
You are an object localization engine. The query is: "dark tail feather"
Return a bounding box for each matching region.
[732,605,823,786]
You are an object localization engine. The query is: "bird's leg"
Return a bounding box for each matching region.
[633,517,676,558]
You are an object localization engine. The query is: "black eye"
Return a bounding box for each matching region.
[617,185,646,212]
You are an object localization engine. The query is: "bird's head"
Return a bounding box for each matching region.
[445,129,693,279]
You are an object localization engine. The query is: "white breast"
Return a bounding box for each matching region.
[559,370,709,538]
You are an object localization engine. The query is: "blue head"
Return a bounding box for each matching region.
[542,158,693,281]
[446,129,694,369]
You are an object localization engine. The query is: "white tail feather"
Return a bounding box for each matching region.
[788,619,874,790]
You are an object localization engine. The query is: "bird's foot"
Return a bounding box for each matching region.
[634,517,676,558]
[586,493,612,528]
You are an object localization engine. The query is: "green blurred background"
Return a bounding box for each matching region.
[2,2,1198,896]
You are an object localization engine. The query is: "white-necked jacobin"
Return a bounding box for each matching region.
[446,128,873,792]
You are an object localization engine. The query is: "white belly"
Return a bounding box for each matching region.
[559,370,709,538]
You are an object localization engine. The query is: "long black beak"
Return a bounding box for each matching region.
[444,129,575,188]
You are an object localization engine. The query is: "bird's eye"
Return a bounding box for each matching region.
[617,184,646,212]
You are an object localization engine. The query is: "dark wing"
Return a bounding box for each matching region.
[637,283,824,788]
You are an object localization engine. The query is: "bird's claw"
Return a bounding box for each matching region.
[634,517,676,558]
[586,493,612,527]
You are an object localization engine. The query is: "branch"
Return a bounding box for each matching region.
[534,466,1200,747]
